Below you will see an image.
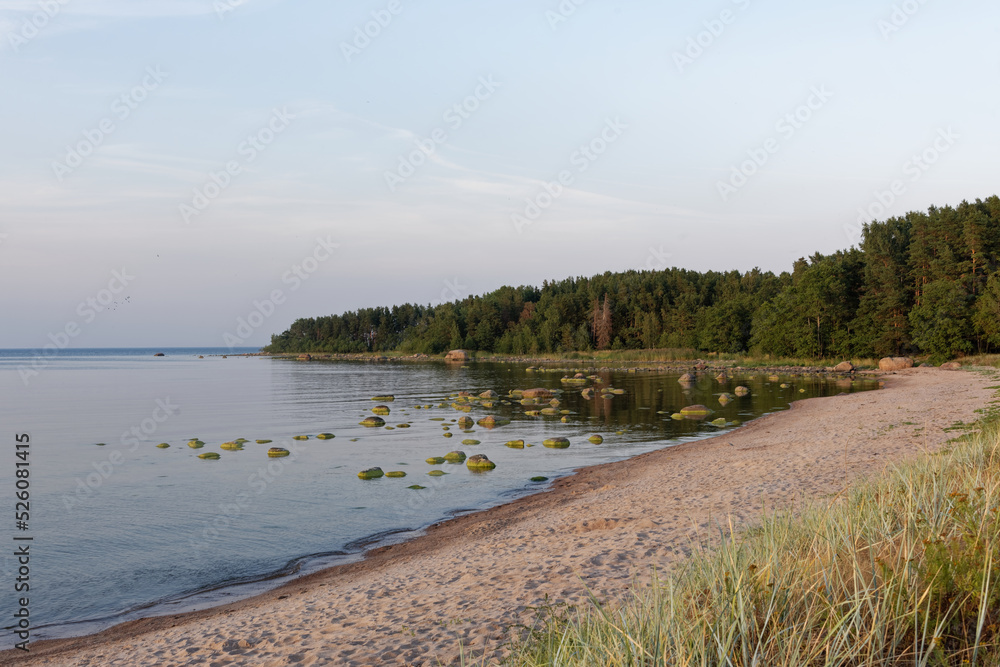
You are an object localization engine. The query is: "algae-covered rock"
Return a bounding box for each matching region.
[710,418,728,427]
[466,454,496,470]
[671,413,685,420]
[524,410,541,416]
[358,467,384,480]
[543,437,570,449]
[386,471,407,478]
[187,440,205,449]
[396,423,411,428]
[505,440,525,449]
[220,442,244,451]
[430,417,445,421]
[530,476,549,482]
[428,470,447,476]
[443,432,453,438]
[95,443,107,446]
[780,383,791,389]
[372,405,390,415]
[267,447,290,457]
[680,405,711,416]
[426,456,446,465]
[198,452,221,460]
[408,484,426,489]
[560,416,569,423]
[360,416,386,427]
[588,435,604,444]
[384,426,395,431]
[293,435,309,440]
[317,433,335,439]
[522,388,553,399]
[444,451,467,462]
[371,395,395,401]
[256,439,272,444]
[461,439,480,446]
[476,415,510,429]
[156,443,170,449]
[540,407,559,415]
[734,386,750,397]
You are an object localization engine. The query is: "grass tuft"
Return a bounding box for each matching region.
[498,420,1000,666]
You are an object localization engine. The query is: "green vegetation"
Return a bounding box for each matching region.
[265,198,1000,361]
[500,420,1000,666]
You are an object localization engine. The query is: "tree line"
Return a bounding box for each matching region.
[264,197,1000,362]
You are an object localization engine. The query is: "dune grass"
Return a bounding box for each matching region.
[499,419,1000,666]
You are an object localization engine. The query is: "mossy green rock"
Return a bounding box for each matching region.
[680,405,712,416]
[267,447,290,457]
[466,454,496,470]
[426,456,446,465]
[428,470,447,476]
[256,439,272,444]
[408,484,427,490]
[220,442,243,451]
[710,418,728,427]
[588,435,604,444]
[358,467,384,480]
[671,413,685,420]
[461,439,480,446]
[198,452,221,460]
[156,443,170,449]
[360,416,386,427]
[372,405,390,415]
[543,437,571,449]
[444,451,467,462]
[524,410,541,416]
[316,433,335,439]
[95,443,107,446]
[530,476,549,482]
[293,435,309,440]
[443,432,453,438]
[476,415,510,428]
[385,471,407,478]
[560,416,569,423]
[371,395,395,401]
[506,440,525,449]
[187,440,205,449]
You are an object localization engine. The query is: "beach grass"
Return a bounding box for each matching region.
[498,417,1000,666]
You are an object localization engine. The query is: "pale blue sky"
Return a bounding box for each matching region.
[2,0,998,348]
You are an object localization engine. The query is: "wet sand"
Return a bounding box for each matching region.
[7,367,996,666]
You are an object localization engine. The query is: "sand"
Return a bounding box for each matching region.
[7,367,998,666]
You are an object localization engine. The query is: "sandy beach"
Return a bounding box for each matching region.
[7,367,997,667]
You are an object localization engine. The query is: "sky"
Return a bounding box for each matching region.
[1,0,998,348]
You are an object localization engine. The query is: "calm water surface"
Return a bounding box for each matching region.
[0,349,877,644]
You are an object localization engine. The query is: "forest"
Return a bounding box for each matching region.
[263,197,1000,362]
